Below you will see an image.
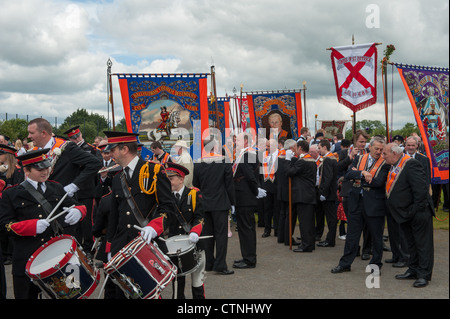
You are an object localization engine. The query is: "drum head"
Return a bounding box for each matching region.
[27,235,76,277]
[165,235,195,255]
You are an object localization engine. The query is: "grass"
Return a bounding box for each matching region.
[433,190,449,230]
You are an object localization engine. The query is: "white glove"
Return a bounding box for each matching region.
[63,183,79,197]
[285,149,294,161]
[107,252,111,261]
[189,232,199,244]
[64,207,82,225]
[36,219,50,234]
[231,205,235,215]
[320,195,326,202]
[257,188,267,199]
[141,226,157,244]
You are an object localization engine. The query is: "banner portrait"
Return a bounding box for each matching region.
[395,63,449,184]
[207,96,231,143]
[116,73,208,160]
[330,43,378,112]
[246,91,303,141]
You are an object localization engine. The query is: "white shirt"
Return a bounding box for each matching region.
[173,186,185,199]
[125,156,140,179]
[26,177,46,193]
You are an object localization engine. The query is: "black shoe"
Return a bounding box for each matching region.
[395,271,417,280]
[392,261,408,268]
[233,258,244,264]
[233,261,255,269]
[413,278,429,288]
[262,232,270,238]
[317,241,335,247]
[361,253,371,260]
[216,269,234,275]
[383,244,391,252]
[331,265,351,273]
[293,245,313,252]
[385,258,398,263]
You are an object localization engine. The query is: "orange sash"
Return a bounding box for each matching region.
[386,154,411,197]
[357,154,385,178]
[262,151,278,182]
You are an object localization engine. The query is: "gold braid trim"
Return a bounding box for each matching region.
[139,162,161,202]
[188,189,197,211]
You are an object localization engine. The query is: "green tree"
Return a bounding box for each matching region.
[0,118,29,142]
[58,108,109,143]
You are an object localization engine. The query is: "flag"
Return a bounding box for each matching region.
[116,73,208,160]
[318,120,349,139]
[207,96,231,142]
[330,43,378,112]
[395,63,449,184]
[246,90,303,141]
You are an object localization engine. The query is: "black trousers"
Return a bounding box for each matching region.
[263,191,279,235]
[386,211,409,263]
[401,210,434,280]
[295,203,315,250]
[203,210,230,272]
[77,197,95,253]
[278,201,298,245]
[0,246,6,299]
[339,196,385,268]
[235,206,257,265]
[13,275,41,299]
[322,200,338,245]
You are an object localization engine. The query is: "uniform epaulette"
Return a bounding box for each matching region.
[189,186,200,192]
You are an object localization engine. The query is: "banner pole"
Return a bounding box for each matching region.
[107,59,116,131]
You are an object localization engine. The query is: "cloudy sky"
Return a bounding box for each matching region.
[0,0,448,133]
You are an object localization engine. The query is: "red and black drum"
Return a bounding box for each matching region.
[104,235,177,299]
[25,235,100,299]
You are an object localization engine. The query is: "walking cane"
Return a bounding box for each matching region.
[289,177,292,250]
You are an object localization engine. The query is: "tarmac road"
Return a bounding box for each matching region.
[3,224,449,300]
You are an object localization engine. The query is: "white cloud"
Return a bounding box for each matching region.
[0,0,448,133]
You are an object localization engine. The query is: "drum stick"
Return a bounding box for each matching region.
[173,235,214,242]
[133,225,167,242]
[46,205,75,222]
[46,192,69,221]
[97,273,110,299]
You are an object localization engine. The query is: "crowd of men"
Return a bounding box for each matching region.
[0,120,446,299]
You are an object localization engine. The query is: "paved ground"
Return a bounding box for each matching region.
[4,223,449,300]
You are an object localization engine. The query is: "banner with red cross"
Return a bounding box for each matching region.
[330,43,378,112]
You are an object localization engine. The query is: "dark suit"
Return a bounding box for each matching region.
[276,155,291,244]
[285,155,317,250]
[338,155,390,268]
[261,152,280,236]
[0,180,84,299]
[193,157,235,272]
[316,154,338,245]
[233,150,259,266]
[385,158,434,280]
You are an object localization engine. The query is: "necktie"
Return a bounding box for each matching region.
[175,192,181,205]
[124,167,131,181]
[37,182,44,195]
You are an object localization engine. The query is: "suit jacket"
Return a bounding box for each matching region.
[276,157,289,202]
[49,140,102,197]
[411,152,431,185]
[233,151,260,207]
[318,155,338,201]
[285,156,317,204]
[0,181,84,276]
[385,158,435,224]
[106,157,174,255]
[192,158,236,211]
[94,159,119,201]
[345,155,390,217]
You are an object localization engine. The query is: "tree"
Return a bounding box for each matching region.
[0,118,29,142]
[58,108,109,143]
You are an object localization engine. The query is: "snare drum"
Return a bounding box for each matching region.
[165,235,200,277]
[104,236,177,299]
[25,235,100,299]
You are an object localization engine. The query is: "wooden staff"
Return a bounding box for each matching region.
[289,177,292,250]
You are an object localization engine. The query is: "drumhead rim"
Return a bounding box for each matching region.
[25,234,77,279]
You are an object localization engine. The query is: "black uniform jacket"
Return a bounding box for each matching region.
[106,158,174,255]
[192,156,236,211]
[285,155,317,205]
[318,155,338,201]
[385,158,435,224]
[49,139,102,192]
[233,151,260,207]
[0,181,85,276]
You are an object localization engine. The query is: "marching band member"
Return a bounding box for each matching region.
[103,131,174,299]
[27,118,102,254]
[166,162,206,299]
[0,149,86,299]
